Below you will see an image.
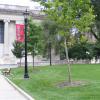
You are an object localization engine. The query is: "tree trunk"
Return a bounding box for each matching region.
[20,58,21,67]
[64,38,72,83]
[49,42,52,66]
[32,55,34,69]
[32,47,35,70]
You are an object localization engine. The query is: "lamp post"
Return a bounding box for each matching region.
[23,9,29,78]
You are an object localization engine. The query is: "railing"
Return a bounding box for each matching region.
[0,59,100,68]
[17,59,100,67]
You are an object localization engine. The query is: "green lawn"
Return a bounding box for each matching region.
[9,64,100,100]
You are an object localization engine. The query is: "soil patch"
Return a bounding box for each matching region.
[57,81,88,88]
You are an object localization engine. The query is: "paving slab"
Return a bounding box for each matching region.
[0,75,28,100]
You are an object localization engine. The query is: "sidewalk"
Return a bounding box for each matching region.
[0,74,28,100]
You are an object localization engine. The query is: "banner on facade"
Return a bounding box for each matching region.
[16,24,24,42]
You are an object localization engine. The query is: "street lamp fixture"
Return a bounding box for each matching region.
[23,9,29,78]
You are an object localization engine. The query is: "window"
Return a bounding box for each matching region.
[0,21,4,43]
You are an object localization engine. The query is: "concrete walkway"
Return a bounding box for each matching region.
[0,75,28,100]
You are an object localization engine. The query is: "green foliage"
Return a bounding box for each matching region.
[42,19,59,58]
[42,0,95,83]
[11,40,24,59]
[91,0,100,41]
[42,0,95,35]
[93,42,100,59]
[27,17,43,56]
[42,20,58,36]
[89,0,100,57]
[91,0,100,20]
[42,0,95,60]
[59,34,91,60]
[68,42,94,60]
[79,34,88,43]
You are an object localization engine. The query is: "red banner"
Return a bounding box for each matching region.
[16,24,24,42]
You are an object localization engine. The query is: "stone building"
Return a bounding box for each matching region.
[0,2,44,65]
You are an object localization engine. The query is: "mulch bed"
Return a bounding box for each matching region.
[57,81,88,88]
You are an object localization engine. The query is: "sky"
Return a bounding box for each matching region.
[0,0,42,10]
[0,0,30,6]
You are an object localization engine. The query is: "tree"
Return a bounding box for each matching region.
[12,40,24,67]
[27,17,42,68]
[42,0,95,83]
[42,19,59,65]
[91,0,100,41]
[68,42,94,61]
[90,0,100,62]
[93,42,100,60]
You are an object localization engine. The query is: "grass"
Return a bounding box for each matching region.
[8,64,100,100]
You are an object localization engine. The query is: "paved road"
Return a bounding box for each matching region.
[0,75,27,100]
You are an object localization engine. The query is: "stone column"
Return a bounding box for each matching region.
[4,19,10,55]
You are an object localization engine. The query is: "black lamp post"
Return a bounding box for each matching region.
[23,9,29,78]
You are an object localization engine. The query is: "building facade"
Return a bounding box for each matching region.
[0,4,43,65]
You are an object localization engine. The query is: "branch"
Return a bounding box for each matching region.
[90,27,100,41]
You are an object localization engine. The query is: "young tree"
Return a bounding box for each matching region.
[42,0,95,83]
[12,40,24,67]
[27,17,42,68]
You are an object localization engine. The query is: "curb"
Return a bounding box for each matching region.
[4,76,35,100]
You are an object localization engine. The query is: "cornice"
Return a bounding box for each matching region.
[0,3,45,20]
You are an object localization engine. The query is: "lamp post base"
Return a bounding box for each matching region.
[24,73,29,79]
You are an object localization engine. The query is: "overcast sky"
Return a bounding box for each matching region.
[0,0,31,6]
[0,0,42,10]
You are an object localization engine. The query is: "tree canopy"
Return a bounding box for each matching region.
[42,0,95,35]
[91,0,100,41]
[27,17,43,67]
[41,0,95,83]
[27,17,42,55]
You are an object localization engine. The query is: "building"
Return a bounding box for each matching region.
[0,1,44,65]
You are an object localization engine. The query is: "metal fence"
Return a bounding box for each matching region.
[0,59,100,68]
